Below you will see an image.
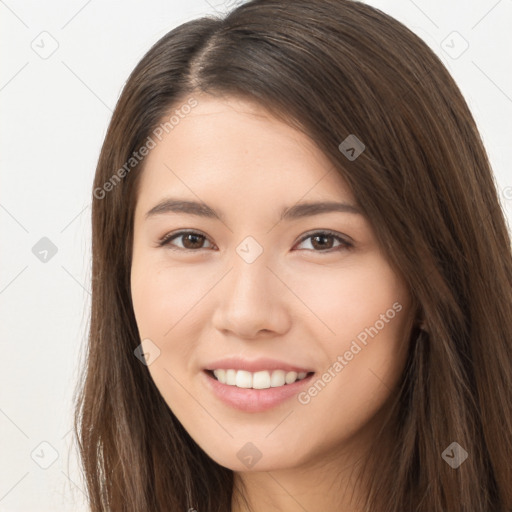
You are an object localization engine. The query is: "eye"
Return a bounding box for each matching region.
[294,230,353,252]
[157,229,353,253]
[158,230,215,251]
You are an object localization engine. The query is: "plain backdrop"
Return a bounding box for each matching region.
[1,1,511,510]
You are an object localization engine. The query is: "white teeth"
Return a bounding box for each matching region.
[212,369,310,389]
[226,369,237,385]
[235,370,252,388]
[270,369,286,387]
[285,371,298,384]
[253,370,271,389]
[214,369,226,383]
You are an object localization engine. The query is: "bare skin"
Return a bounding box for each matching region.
[130,93,414,512]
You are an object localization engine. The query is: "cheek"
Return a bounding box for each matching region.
[130,259,182,381]
[130,255,217,389]
[130,261,204,416]
[131,256,208,339]
[292,257,410,433]
[289,255,407,342]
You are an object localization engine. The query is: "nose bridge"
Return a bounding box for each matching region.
[212,241,290,336]
[227,245,274,306]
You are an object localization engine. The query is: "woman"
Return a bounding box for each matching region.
[74,0,512,510]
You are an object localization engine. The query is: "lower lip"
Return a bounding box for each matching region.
[201,370,315,413]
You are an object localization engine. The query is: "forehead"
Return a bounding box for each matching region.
[135,94,355,211]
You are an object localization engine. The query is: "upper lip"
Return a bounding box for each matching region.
[204,356,314,373]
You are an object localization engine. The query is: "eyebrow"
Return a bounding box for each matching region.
[144,198,362,222]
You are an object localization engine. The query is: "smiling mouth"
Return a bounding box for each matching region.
[205,369,315,389]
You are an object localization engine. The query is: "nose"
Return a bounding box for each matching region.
[211,253,292,339]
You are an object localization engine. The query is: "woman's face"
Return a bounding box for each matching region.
[130,93,414,472]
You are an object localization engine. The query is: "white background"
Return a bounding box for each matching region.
[1,0,511,510]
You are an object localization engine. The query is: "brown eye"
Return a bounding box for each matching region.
[159,231,214,251]
[181,233,206,249]
[310,234,334,250]
[295,231,352,252]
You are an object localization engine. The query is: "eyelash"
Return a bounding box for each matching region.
[157,229,353,253]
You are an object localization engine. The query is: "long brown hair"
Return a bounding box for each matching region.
[73,0,512,510]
